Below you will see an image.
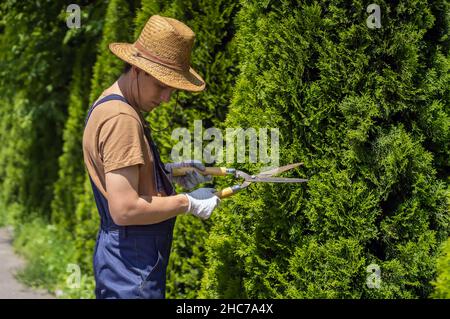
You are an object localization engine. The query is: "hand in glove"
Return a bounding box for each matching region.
[165,160,212,190]
[183,188,221,220]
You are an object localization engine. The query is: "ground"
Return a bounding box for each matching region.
[0,227,54,299]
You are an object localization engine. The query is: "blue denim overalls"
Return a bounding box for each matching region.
[84,94,176,299]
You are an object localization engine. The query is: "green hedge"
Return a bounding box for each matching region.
[0,0,75,221]
[198,0,449,298]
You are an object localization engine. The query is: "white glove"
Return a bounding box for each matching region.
[183,188,221,220]
[165,160,213,190]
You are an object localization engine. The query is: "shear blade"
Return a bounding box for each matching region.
[257,163,304,177]
[245,177,308,183]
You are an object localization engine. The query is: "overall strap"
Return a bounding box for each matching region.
[84,94,128,126]
[142,124,176,196]
[84,94,129,229]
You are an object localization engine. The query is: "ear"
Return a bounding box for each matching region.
[131,65,140,76]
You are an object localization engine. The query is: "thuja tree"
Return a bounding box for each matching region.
[133,0,241,298]
[0,1,76,221]
[199,0,449,298]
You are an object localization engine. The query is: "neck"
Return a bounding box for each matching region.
[117,72,144,113]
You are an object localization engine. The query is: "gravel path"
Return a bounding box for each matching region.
[0,227,54,299]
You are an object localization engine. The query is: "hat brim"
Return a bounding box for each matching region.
[109,43,206,92]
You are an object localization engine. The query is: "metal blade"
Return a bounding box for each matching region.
[257,163,304,177]
[244,177,309,183]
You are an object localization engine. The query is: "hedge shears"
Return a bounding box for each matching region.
[172,163,308,198]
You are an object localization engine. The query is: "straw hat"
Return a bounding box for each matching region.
[109,15,205,92]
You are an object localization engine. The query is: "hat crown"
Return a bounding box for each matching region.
[136,15,194,71]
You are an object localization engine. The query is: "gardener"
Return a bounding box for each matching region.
[82,15,221,299]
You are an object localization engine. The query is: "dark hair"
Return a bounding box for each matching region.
[123,62,132,74]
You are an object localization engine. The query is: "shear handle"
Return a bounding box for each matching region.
[172,167,231,177]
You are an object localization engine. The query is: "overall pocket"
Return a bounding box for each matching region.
[137,233,172,299]
[132,232,170,283]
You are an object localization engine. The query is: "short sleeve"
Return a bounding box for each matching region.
[98,114,146,173]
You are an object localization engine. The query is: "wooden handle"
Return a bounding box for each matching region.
[214,187,235,199]
[213,185,242,199]
[172,167,228,177]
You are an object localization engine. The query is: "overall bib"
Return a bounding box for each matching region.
[84,94,176,299]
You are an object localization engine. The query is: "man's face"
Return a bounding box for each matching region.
[132,66,176,111]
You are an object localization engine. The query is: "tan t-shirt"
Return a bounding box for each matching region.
[82,95,166,199]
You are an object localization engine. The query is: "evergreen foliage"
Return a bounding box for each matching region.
[199,0,449,298]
